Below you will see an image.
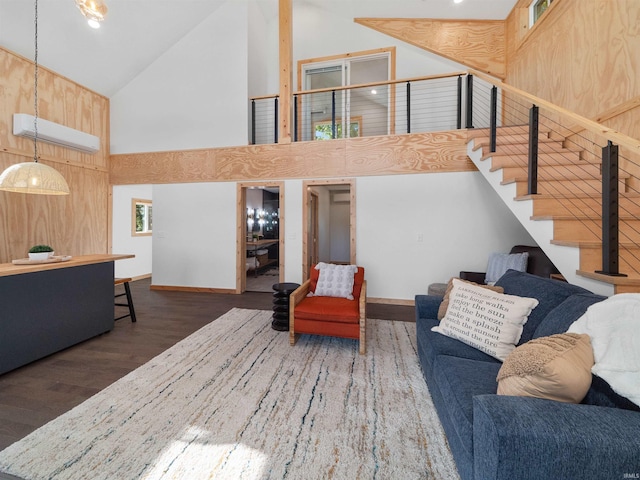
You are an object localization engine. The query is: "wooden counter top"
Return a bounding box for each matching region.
[0,254,134,278]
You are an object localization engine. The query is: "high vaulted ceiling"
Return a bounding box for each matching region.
[0,0,517,98]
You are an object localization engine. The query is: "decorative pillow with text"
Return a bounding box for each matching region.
[432,279,539,361]
[437,277,504,320]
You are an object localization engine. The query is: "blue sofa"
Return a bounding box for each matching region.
[415,270,640,480]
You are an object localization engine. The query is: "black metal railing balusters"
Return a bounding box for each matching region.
[528,105,539,195]
[489,86,498,152]
[457,75,462,130]
[465,74,474,129]
[274,97,279,144]
[406,81,411,134]
[251,99,256,145]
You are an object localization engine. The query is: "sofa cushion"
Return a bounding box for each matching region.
[432,279,539,361]
[533,293,606,339]
[497,333,594,403]
[495,270,592,345]
[433,355,501,460]
[437,278,504,320]
[582,374,640,412]
[417,316,500,371]
[294,296,359,323]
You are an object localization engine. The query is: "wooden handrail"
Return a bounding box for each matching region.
[292,71,466,97]
[469,69,640,154]
[253,71,466,101]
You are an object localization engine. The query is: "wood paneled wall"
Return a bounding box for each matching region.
[505,0,640,184]
[109,131,473,185]
[505,0,640,140]
[354,18,505,79]
[0,47,110,263]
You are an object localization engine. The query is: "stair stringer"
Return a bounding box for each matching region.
[467,142,614,297]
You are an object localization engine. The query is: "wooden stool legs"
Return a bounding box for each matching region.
[114,278,137,322]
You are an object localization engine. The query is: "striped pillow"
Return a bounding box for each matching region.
[485,252,529,285]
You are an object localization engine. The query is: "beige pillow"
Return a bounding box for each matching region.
[437,277,505,320]
[432,279,538,361]
[497,333,594,403]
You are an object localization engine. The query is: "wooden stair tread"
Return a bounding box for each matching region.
[577,270,640,286]
[465,125,542,140]
[551,239,640,248]
[532,214,639,221]
[516,193,640,201]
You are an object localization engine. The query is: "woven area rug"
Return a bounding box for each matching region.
[0,308,459,480]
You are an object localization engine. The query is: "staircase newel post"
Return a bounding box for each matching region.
[465,74,474,129]
[527,105,539,195]
[274,96,279,144]
[596,141,626,277]
[490,86,498,152]
[251,99,256,145]
[456,75,462,130]
[406,81,411,134]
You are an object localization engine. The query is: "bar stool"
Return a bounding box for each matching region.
[114,277,137,322]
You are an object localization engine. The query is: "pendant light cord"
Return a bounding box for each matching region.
[33,0,39,162]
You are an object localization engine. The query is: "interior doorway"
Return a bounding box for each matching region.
[237,182,284,293]
[302,179,356,281]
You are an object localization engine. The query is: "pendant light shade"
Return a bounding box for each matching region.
[0,0,71,196]
[0,161,70,195]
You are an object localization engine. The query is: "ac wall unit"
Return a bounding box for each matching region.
[13,113,100,154]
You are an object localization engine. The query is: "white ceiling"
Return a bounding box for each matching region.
[0,0,517,98]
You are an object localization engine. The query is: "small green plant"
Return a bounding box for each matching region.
[28,244,54,253]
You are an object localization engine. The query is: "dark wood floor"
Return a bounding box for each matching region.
[0,278,415,451]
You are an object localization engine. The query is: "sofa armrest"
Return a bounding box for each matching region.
[459,271,486,284]
[473,395,640,480]
[414,294,443,320]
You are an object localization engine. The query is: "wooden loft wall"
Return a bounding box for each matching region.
[109,132,473,185]
[0,47,110,264]
[354,18,505,79]
[505,0,640,182]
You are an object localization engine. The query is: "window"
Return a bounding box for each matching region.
[530,0,553,26]
[132,198,152,236]
[313,117,361,140]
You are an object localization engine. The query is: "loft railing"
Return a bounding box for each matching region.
[469,70,640,278]
[249,70,640,278]
[249,71,467,145]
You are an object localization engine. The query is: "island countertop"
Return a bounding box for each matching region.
[0,254,134,278]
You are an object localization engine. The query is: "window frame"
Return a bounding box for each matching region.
[131,198,153,237]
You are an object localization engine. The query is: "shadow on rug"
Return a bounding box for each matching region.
[0,308,459,480]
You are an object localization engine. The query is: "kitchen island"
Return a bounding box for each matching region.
[0,254,133,375]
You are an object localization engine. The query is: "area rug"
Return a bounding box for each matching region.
[0,308,459,480]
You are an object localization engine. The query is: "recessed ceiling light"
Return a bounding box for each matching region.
[88,19,101,28]
[371,89,377,95]
[454,0,464,3]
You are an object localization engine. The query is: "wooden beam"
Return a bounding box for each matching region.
[354,18,506,79]
[109,132,475,185]
[278,0,292,144]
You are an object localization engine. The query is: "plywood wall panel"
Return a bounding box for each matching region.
[355,18,505,78]
[0,47,110,264]
[506,0,640,139]
[110,132,474,185]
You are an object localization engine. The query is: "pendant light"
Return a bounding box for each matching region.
[0,0,70,195]
[75,0,108,29]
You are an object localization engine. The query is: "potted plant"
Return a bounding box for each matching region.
[28,244,54,261]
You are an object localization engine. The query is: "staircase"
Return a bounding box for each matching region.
[466,125,640,296]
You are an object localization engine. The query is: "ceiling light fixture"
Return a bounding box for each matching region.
[75,0,108,28]
[0,0,70,195]
[453,0,464,4]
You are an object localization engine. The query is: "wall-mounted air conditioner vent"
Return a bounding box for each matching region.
[13,113,100,154]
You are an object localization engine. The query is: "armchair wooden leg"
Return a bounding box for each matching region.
[290,331,300,346]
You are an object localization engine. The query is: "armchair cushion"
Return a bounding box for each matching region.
[294,296,360,323]
[485,251,528,285]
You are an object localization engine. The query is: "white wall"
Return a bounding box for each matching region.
[108,1,536,300]
[109,1,249,153]
[112,184,153,279]
[152,182,237,288]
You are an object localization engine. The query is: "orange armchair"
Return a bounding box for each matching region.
[289,265,367,354]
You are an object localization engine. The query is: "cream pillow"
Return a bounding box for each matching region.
[312,262,358,300]
[497,333,594,403]
[437,277,504,320]
[432,279,539,361]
